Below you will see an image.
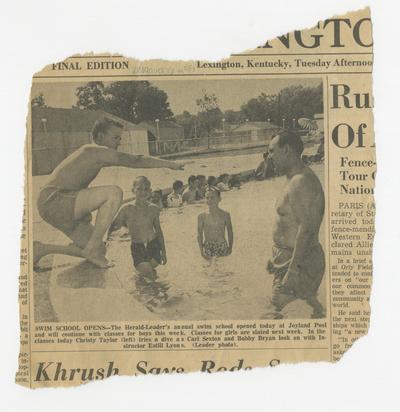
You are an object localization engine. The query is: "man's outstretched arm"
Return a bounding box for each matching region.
[116,152,185,170]
[94,147,185,170]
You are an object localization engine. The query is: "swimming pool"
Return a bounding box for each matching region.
[117,170,326,321]
[33,154,326,322]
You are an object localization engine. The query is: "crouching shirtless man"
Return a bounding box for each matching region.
[265,131,326,319]
[34,117,184,268]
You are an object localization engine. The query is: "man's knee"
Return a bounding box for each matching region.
[107,186,123,206]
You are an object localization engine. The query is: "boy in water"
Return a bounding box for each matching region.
[150,188,164,210]
[182,175,199,204]
[216,173,231,191]
[197,187,233,259]
[108,176,166,279]
[228,174,241,189]
[196,175,207,199]
[167,180,184,207]
[207,175,217,189]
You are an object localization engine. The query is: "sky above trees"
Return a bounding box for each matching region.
[31,78,321,114]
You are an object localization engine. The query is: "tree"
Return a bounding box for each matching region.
[75,81,174,123]
[240,93,277,122]
[224,109,245,125]
[31,93,46,108]
[174,111,197,139]
[240,84,323,127]
[75,82,106,110]
[278,84,323,124]
[196,91,223,136]
[134,83,174,122]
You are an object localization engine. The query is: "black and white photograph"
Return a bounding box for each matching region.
[31,78,326,322]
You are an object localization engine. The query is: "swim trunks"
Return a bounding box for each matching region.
[167,193,183,207]
[203,240,230,257]
[130,237,162,267]
[37,186,90,236]
[267,244,325,299]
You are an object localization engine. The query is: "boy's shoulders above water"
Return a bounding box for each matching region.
[167,192,181,200]
[147,202,162,214]
[198,208,231,219]
[220,209,231,220]
[122,202,160,214]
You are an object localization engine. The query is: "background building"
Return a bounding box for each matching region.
[138,120,184,155]
[232,121,280,141]
[31,107,149,175]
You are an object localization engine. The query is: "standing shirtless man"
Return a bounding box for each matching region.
[265,131,325,319]
[34,117,184,268]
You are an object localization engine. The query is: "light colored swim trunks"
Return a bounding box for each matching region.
[267,243,325,299]
[37,186,90,236]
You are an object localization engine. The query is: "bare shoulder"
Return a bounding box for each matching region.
[82,145,117,163]
[148,203,161,215]
[220,209,231,221]
[288,168,324,216]
[290,168,322,195]
[81,144,104,154]
[149,202,160,211]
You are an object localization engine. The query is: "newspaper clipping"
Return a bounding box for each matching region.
[16,7,374,388]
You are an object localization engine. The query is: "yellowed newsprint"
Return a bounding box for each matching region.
[16,7,374,388]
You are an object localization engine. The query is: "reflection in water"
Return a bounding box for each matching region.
[57,261,107,289]
[131,275,170,312]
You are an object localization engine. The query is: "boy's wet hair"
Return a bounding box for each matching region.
[196,174,206,182]
[206,186,221,198]
[218,173,230,182]
[207,175,217,186]
[91,117,124,143]
[173,180,183,190]
[188,175,197,185]
[133,176,151,188]
[229,174,241,187]
[275,130,304,155]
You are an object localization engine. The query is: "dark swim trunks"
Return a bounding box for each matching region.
[130,237,162,268]
[37,186,91,236]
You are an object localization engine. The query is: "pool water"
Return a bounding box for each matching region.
[107,168,326,321]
